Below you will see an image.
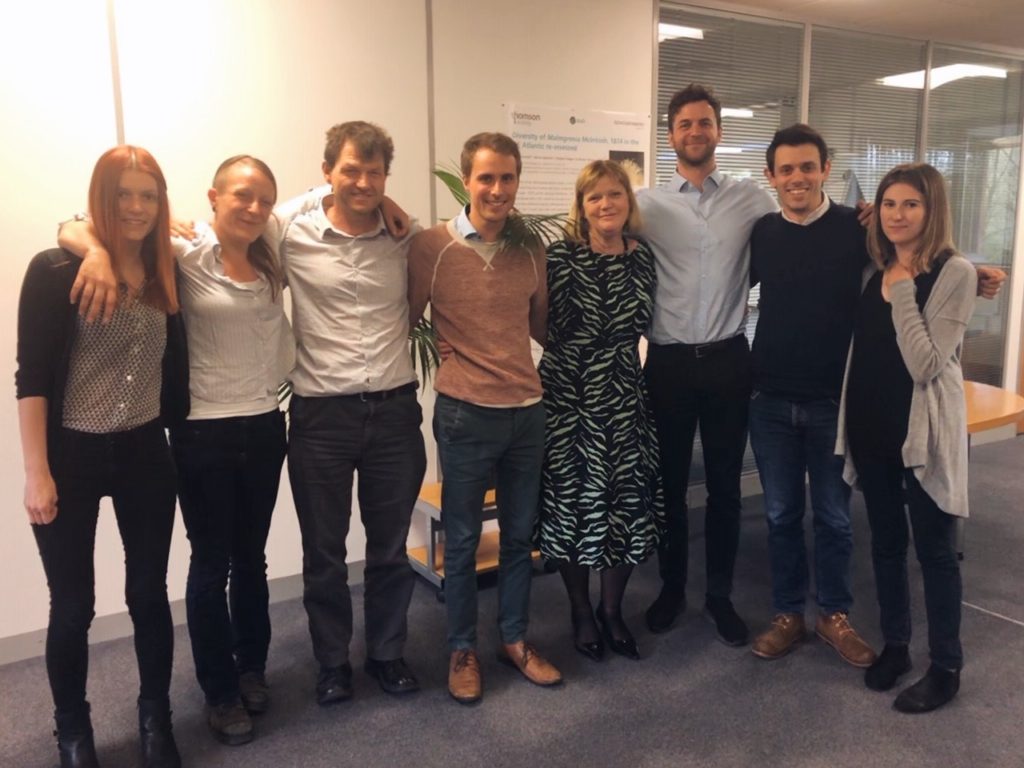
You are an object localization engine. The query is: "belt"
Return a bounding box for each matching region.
[655,336,742,359]
[346,382,418,402]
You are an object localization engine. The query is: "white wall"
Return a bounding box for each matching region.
[0,0,656,646]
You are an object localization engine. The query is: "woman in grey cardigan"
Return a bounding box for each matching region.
[836,163,975,714]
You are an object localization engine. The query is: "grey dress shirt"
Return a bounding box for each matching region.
[279,196,417,397]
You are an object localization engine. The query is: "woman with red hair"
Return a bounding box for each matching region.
[16,146,186,768]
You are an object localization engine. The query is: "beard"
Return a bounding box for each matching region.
[675,141,716,168]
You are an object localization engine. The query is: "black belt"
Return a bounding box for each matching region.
[654,336,742,359]
[346,382,418,402]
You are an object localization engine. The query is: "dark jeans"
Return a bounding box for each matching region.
[288,391,426,668]
[171,409,287,705]
[644,336,750,600]
[854,455,963,670]
[749,393,852,615]
[433,394,545,650]
[33,420,177,714]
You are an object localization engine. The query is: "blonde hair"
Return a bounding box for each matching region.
[565,160,642,245]
[868,162,956,273]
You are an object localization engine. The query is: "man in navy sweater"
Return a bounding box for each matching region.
[747,124,878,667]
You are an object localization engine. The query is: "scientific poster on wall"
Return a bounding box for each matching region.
[506,103,651,215]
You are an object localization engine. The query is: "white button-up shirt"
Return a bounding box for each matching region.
[176,223,294,419]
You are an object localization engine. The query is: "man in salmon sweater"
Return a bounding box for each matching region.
[408,132,561,704]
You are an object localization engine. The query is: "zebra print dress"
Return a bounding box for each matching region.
[537,238,664,567]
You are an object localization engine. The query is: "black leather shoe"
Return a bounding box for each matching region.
[55,704,100,768]
[597,609,640,660]
[364,657,420,694]
[207,700,253,746]
[571,612,604,662]
[645,587,686,634]
[238,671,269,714]
[137,698,181,768]
[316,663,353,705]
[703,597,748,646]
[893,664,960,713]
[865,644,912,692]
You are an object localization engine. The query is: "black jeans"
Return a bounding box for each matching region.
[171,409,287,705]
[288,391,426,668]
[854,455,963,670]
[33,420,177,714]
[644,336,750,600]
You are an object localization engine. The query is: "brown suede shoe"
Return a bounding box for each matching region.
[497,641,563,687]
[751,613,806,660]
[448,649,482,704]
[816,612,878,668]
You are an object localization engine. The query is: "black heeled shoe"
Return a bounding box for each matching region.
[138,698,181,768]
[571,612,604,661]
[597,609,640,660]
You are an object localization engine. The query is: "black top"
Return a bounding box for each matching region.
[15,248,189,464]
[846,258,946,460]
[750,203,868,400]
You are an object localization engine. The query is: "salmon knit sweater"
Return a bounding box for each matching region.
[407,219,547,406]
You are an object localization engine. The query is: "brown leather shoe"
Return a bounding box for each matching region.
[816,612,877,668]
[448,649,482,704]
[751,613,806,659]
[497,641,563,687]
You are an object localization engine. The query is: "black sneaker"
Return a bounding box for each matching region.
[864,644,912,692]
[207,700,253,746]
[703,597,748,646]
[893,664,960,713]
[364,657,420,695]
[238,671,269,715]
[316,663,353,706]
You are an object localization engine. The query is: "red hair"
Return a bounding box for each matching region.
[88,146,178,313]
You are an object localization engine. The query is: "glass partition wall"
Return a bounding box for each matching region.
[657,4,1024,480]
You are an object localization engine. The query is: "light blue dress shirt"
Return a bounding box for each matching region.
[638,170,776,345]
[453,205,482,240]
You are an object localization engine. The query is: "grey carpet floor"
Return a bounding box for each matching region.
[2,438,1023,768]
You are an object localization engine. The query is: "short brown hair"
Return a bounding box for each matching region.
[324,121,394,174]
[868,163,957,273]
[460,132,522,178]
[566,160,642,244]
[667,83,722,129]
[211,155,284,300]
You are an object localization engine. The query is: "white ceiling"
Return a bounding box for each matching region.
[705,0,1024,53]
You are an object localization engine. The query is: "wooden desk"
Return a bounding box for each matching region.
[959,382,1024,558]
[965,381,1024,434]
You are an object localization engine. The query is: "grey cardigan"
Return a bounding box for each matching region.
[835,254,977,518]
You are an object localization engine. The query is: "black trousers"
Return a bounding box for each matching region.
[644,336,750,600]
[854,455,963,670]
[171,409,287,706]
[288,391,426,668]
[33,420,177,714]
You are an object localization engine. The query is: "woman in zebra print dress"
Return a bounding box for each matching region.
[538,160,664,661]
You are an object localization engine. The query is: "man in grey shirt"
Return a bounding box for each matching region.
[279,121,426,706]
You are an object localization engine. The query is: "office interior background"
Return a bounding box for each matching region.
[0,0,1021,660]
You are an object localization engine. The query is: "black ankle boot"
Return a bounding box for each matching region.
[893,664,960,713]
[138,698,181,768]
[864,643,912,691]
[54,704,100,768]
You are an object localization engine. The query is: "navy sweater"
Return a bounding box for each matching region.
[750,203,868,401]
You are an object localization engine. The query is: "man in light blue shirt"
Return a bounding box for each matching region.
[638,83,775,646]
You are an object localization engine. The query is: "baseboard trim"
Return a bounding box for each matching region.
[0,563,365,667]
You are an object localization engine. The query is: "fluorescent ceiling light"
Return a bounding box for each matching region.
[721,108,754,118]
[715,147,743,154]
[879,64,1007,89]
[658,23,704,42]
